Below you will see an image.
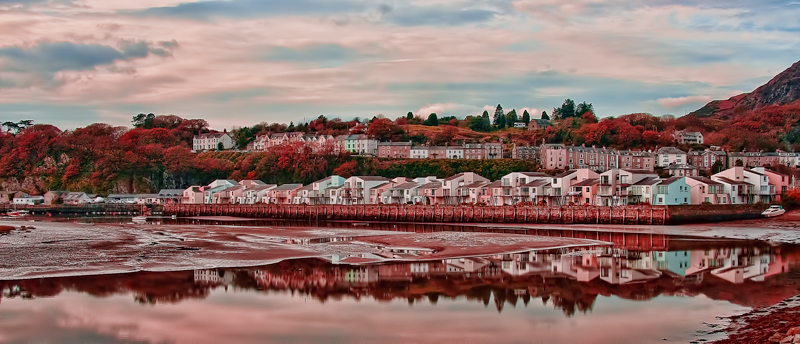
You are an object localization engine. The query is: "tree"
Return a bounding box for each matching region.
[541,111,550,121]
[493,104,504,128]
[333,160,358,178]
[423,113,439,126]
[576,101,594,117]
[432,125,458,145]
[554,99,576,119]
[217,142,224,151]
[521,110,531,125]
[132,113,156,129]
[406,112,414,120]
[366,118,397,141]
[505,109,518,126]
[582,111,598,124]
[469,115,491,132]
[711,160,725,174]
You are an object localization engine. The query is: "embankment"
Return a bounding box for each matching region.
[164,204,669,225]
[163,204,772,225]
[668,204,769,224]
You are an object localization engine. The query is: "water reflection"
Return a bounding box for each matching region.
[3,243,798,317]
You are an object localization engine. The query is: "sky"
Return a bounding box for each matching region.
[0,0,799,130]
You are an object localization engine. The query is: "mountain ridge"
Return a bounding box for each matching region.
[690,60,800,119]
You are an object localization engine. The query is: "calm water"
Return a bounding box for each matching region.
[2,236,799,344]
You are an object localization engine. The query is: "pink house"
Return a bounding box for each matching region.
[752,167,790,200]
[268,184,302,204]
[570,178,598,205]
[377,142,411,158]
[685,176,728,204]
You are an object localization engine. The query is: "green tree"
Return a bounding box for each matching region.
[217,142,224,151]
[406,112,414,120]
[554,99,576,119]
[506,109,518,126]
[469,115,491,132]
[423,113,439,126]
[541,111,550,121]
[521,110,531,125]
[132,113,156,129]
[576,101,594,116]
[711,160,725,174]
[493,104,505,128]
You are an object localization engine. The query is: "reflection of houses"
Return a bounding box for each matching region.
[683,247,788,284]
[194,269,234,285]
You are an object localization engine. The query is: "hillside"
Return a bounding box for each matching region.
[691,60,800,119]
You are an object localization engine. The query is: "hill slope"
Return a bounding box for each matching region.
[691,60,800,119]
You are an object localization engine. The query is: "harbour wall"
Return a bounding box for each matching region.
[163,204,670,225]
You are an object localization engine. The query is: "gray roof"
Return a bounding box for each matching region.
[632,177,660,186]
[274,184,302,191]
[658,177,685,186]
[657,147,686,154]
[158,189,184,197]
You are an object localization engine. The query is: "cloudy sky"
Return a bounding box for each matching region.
[1,0,798,130]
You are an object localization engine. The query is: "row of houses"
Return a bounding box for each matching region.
[535,144,800,174]
[0,190,185,206]
[179,165,790,207]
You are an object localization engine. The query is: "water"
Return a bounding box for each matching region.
[2,236,799,343]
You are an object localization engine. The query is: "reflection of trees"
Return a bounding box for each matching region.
[2,256,799,315]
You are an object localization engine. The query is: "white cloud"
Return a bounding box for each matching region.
[657,95,713,108]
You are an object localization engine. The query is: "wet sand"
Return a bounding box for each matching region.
[0,220,607,280]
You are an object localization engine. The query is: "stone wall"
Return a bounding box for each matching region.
[667,204,769,224]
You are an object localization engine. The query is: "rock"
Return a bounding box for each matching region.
[789,327,800,336]
[772,333,787,343]
[781,335,799,344]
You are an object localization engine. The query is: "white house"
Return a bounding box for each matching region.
[193,132,235,151]
[63,192,92,205]
[410,146,429,159]
[656,147,688,167]
[712,166,775,204]
[12,194,44,205]
[674,130,704,145]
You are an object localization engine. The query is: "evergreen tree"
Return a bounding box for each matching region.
[423,113,439,126]
[506,109,518,126]
[541,111,550,120]
[406,112,414,120]
[576,101,594,116]
[522,110,531,125]
[493,104,505,128]
[557,99,576,118]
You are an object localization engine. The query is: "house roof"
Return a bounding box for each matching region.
[519,172,550,177]
[158,189,184,197]
[744,168,765,176]
[658,177,685,186]
[417,182,442,190]
[713,177,749,185]
[273,184,302,191]
[461,181,490,189]
[355,176,390,182]
[443,172,471,181]
[486,180,502,188]
[622,169,657,174]
[686,176,721,185]
[195,132,229,139]
[657,147,686,155]
[378,141,411,146]
[107,194,136,198]
[298,184,314,191]
[522,179,551,187]
[391,182,421,190]
[573,178,599,187]
[666,164,698,170]
[554,170,576,178]
[632,177,660,186]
